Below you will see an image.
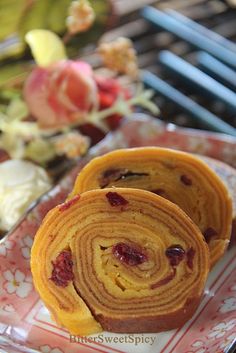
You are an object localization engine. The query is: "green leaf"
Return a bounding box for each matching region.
[18,0,52,40]
[6,98,28,121]
[24,138,56,164]
[0,61,32,88]
[0,132,25,159]
[0,0,27,41]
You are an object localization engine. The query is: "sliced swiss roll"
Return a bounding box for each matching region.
[69,147,232,267]
[31,188,209,334]
[200,155,236,241]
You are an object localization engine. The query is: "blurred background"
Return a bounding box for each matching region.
[1,0,236,132]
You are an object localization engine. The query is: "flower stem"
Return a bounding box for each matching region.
[89,86,159,124]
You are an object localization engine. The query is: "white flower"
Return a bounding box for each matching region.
[98,37,138,77]
[2,304,15,313]
[54,131,90,159]
[66,0,95,34]
[139,122,164,139]
[208,319,236,339]
[0,240,15,257]
[230,284,236,291]
[221,145,236,166]
[219,333,236,350]
[187,136,212,155]
[27,209,43,225]
[3,269,32,298]
[40,345,64,353]
[219,297,236,313]
[189,340,207,353]
[21,235,33,259]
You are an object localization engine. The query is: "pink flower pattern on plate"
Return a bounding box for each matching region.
[219,333,236,351]
[2,304,15,313]
[219,297,236,313]
[230,284,236,292]
[3,269,32,298]
[20,235,33,259]
[0,240,15,257]
[188,339,210,353]
[207,319,236,339]
[39,345,64,353]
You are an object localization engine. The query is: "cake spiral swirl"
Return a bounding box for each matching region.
[31,188,209,334]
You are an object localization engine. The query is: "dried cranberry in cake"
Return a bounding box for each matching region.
[106,192,128,206]
[203,227,218,243]
[50,250,74,287]
[59,195,80,211]
[187,248,195,270]
[99,169,125,188]
[180,175,192,186]
[166,245,185,266]
[112,242,147,266]
[99,169,149,188]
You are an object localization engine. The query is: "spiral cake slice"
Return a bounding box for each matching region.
[200,155,236,241]
[70,147,232,266]
[31,188,209,334]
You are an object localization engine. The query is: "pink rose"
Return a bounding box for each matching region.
[24,60,98,128]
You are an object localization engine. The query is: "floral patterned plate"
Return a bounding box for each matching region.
[0,114,236,353]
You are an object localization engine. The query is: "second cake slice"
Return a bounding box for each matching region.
[70,147,232,266]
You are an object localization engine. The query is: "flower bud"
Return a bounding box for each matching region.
[24,60,98,129]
